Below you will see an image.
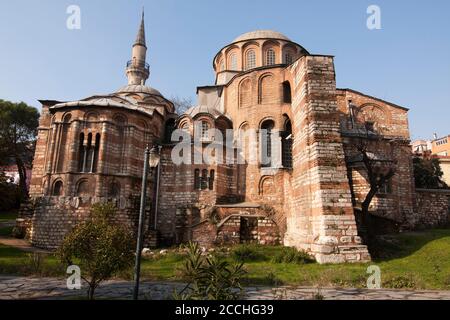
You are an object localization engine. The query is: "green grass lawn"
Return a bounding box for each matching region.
[0,229,449,290]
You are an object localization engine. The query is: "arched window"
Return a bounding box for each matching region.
[283,81,292,103]
[282,118,293,168]
[245,50,256,70]
[209,170,215,190]
[284,52,293,65]
[260,120,275,168]
[76,180,90,196]
[53,180,63,196]
[266,49,276,66]
[229,53,238,70]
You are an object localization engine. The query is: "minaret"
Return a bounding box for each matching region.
[126,10,150,85]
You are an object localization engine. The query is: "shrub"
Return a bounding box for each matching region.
[383,275,416,289]
[174,242,246,300]
[271,247,315,264]
[57,203,135,300]
[232,245,265,262]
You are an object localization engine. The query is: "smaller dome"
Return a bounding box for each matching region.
[117,84,162,96]
[184,105,228,120]
[233,30,291,43]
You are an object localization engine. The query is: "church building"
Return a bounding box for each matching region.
[19,13,418,263]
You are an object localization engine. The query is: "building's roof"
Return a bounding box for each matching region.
[117,84,162,96]
[184,105,230,120]
[233,30,291,42]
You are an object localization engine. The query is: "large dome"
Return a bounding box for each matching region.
[233,30,291,43]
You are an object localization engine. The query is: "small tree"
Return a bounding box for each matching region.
[174,242,246,300]
[413,156,447,189]
[0,100,39,198]
[351,138,397,245]
[57,203,135,300]
[170,96,193,115]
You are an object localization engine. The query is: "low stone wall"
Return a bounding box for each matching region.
[415,189,450,228]
[17,196,146,250]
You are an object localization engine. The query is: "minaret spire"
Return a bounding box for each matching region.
[135,9,146,47]
[126,9,150,85]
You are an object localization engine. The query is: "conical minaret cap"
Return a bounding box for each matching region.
[134,10,146,47]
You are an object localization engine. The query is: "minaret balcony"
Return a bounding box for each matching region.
[126,59,150,72]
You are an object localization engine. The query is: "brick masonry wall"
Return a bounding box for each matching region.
[415,189,450,228]
[283,55,370,263]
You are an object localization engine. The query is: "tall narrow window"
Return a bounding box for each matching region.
[85,133,93,173]
[245,50,256,70]
[194,169,200,190]
[260,120,275,167]
[209,170,215,190]
[91,133,100,173]
[201,169,208,190]
[266,49,276,66]
[78,133,85,172]
[229,53,237,70]
[201,121,209,140]
[282,119,293,168]
[283,81,292,103]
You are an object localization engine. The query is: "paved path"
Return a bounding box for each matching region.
[1,276,449,300]
[0,220,49,254]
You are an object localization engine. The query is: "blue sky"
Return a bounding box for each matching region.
[0,0,449,140]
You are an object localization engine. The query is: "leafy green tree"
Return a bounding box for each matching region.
[0,100,39,198]
[413,156,448,189]
[57,203,135,300]
[174,242,246,300]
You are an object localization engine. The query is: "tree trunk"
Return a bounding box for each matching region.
[88,285,95,300]
[362,187,378,248]
[15,155,28,199]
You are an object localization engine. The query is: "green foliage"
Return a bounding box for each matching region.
[0,100,39,198]
[383,275,417,289]
[232,244,265,262]
[271,247,315,264]
[413,157,448,189]
[57,203,135,299]
[174,242,246,300]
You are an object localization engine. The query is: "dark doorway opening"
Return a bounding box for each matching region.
[240,217,258,243]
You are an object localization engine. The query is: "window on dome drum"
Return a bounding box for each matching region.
[229,53,238,70]
[284,52,293,65]
[209,170,215,190]
[219,59,225,71]
[266,49,276,66]
[245,50,256,70]
[194,169,200,190]
[260,120,275,168]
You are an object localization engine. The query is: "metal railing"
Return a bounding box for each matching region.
[127,59,150,72]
